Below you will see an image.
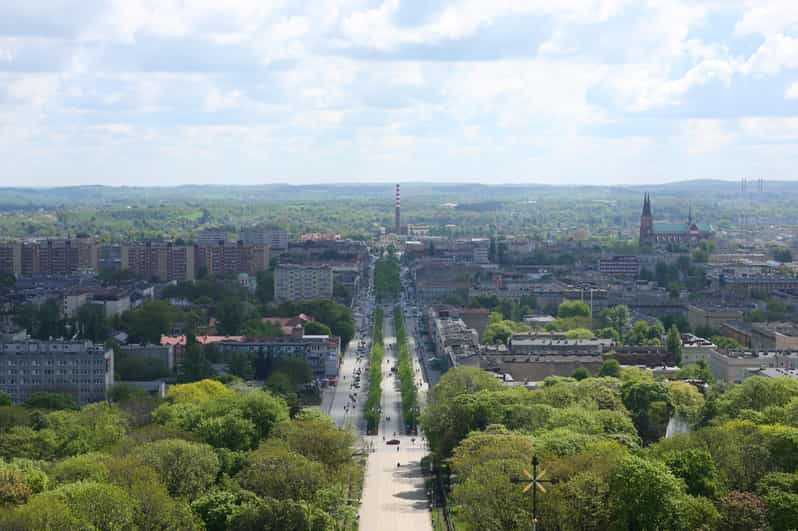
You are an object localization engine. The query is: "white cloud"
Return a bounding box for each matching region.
[682,119,736,155]
[1,0,798,185]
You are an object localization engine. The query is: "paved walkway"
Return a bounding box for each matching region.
[358,307,432,531]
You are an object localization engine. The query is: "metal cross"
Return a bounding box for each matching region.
[510,455,558,531]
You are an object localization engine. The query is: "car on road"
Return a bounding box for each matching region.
[386,439,400,445]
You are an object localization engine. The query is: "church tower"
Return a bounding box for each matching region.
[639,193,653,245]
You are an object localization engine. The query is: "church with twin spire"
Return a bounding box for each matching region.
[639,193,714,246]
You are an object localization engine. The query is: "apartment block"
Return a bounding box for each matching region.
[274,264,333,302]
[0,242,22,276]
[121,242,195,282]
[18,238,98,276]
[194,241,269,277]
[241,226,288,252]
[0,340,114,404]
[599,255,641,276]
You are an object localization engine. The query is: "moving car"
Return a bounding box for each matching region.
[386,439,400,445]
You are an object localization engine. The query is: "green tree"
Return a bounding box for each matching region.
[757,472,798,530]
[228,352,255,380]
[49,481,137,530]
[76,303,109,342]
[0,492,86,529]
[713,335,742,350]
[453,458,531,531]
[198,413,258,451]
[303,320,332,335]
[572,367,590,381]
[217,297,245,336]
[276,410,356,470]
[599,305,630,338]
[179,340,215,383]
[565,328,594,339]
[667,324,683,365]
[0,390,11,407]
[774,247,793,263]
[662,448,720,498]
[599,359,621,378]
[557,300,590,319]
[621,380,672,444]
[235,443,326,502]
[609,455,685,530]
[123,300,180,344]
[255,270,275,304]
[193,489,259,531]
[23,392,78,411]
[50,452,110,485]
[229,496,333,531]
[133,439,220,498]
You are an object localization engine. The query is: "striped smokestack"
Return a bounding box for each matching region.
[395,184,401,234]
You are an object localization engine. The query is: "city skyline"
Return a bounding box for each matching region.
[1,1,797,186]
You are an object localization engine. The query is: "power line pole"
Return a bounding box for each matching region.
[511,455,558,531]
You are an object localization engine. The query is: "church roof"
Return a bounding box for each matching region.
[654,222,713,233]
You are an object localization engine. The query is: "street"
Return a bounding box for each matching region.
[321,259,434,530]
[357,306,432,531]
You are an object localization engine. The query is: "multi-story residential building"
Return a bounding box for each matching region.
[750,322,798,351]
[18,238,98,276]
[194,241,269,277]
[508,333,611,356]
[218,335,340,380]
[427,309,480,362]
[98,244,122,272]
[723,276,798,296]
[121,242,195,282]
[0,340,114,404]
[62,290,89,318]
[0,241,22,276]
[241,226,289,252]
[719,320,753,347]
[687,303,745,331]
[707,350,798,383]
[89,290,131,318]
[416,281,470,304]
[274,264,333,302]
[599,255,641,277]
[160,332,340,379]
[195,228,228,246]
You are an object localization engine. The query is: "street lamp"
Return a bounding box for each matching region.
[510,455,558,531]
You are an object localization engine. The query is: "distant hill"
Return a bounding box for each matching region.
[0,179,794,208]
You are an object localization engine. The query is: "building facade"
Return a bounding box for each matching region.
[194,241,269,277]
[121,242,196,282]
[241,226,288,252]
[0,340,114,404]
[599,255,640,277]
[274,264,333,302]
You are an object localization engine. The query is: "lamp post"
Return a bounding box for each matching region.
[510,455,558,531]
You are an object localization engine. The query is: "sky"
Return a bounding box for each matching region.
[1,0,797,187]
